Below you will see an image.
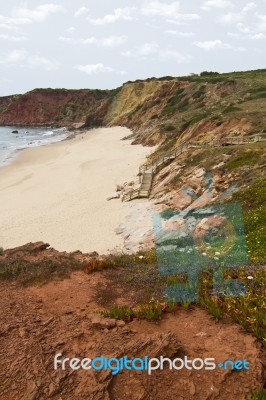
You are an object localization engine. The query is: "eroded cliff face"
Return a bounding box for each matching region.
[102,76,261,147]
[0,70,266,147]
[0,88,108,126]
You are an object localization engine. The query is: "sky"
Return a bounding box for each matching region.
[0,0,265,96]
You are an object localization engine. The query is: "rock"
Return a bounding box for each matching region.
[194,168,205,178]
[12,130,18,133]
[107,193,120,201]
[116,320,126,328]
[162,215,186,232]
[18,327,28,338]
[42,317,54,327]
[171,191,192,209]
[25,381,38,400]
[207,385,220,399]
[212,162,225,170]
[189,381,196,396]
[48,382,57,396]
[90,315,116,330]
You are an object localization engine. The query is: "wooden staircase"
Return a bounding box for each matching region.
[122,134,266,202]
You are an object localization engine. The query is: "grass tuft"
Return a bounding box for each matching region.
[249,389,266,400]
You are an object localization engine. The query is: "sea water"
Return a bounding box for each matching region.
[0,126,70,166]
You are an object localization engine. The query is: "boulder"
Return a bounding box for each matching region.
[171,191,193,210]
[90,315,116,330]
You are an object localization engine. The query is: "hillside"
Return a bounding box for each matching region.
[0,88,108,126]
[1,69,266,148]
[103,69,266,147]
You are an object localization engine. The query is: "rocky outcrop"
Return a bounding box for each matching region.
[0,88,108,126]
[0,241,99,285]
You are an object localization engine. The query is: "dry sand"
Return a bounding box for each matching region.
[0,127,153,254]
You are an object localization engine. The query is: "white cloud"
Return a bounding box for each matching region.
[121,50,133,57]
[0,15,31,26]
[160,50,191,63]
[59,35,127,48]
[228,30,266,40]
[67,26,76,33]
[74,7,89,17]
[219,2,256,24]
[75,64,127,75]
[141,1,180,18]
[236,22,252,34]
[100,36,128,48]
[139,42,159,56]
[86,2,199,26]
[0,4,65,30]
[195,40,231,50]
[202,0,234,11]
[0,49,59,70]
[164,30,195,37]
[141,1,200,23]
[227,18,266,40]
[75,63,114,74]
[0,34,27,41]
[121,42,158,57]
[4,49,28,63]
[257,14,266,32]
[250,33,265,39]
[60,36,96,44]
[12,3,66,22]
[122,43,191,63]
[167,15,200,24]
[195,39,245,51]
[227,32,241,38]
[88,7,136,25]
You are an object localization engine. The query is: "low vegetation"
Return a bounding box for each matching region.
[226,150,264,171]
[231,176,266,263]
[103,299,177,322]
[249,389,266,400]
[0,257,85,285]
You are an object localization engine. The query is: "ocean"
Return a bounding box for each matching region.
[0,126,70,166]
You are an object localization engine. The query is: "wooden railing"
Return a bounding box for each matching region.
[122,134,265,202]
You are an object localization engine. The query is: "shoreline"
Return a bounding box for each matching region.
[0,125,71,167]
[0,127,154,254]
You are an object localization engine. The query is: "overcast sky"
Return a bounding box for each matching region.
[0,0,265,95]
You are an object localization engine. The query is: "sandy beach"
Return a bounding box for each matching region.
[0,127,153,254]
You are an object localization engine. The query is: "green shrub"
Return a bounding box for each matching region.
[250,92,266,100]
[200,71,220,76]
[137,299,163,321]
[231,177,266,263]
[186,113,207,127]
[226,150,263,171]
[163,124,176,132]
[200,295,224,320]
[192,86,205,99]
[104,305,135,321]
[249,389,266,400]
[222,105,242,113]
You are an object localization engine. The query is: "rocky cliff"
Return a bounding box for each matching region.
[0,88,108,126]
[0,69,266,148]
